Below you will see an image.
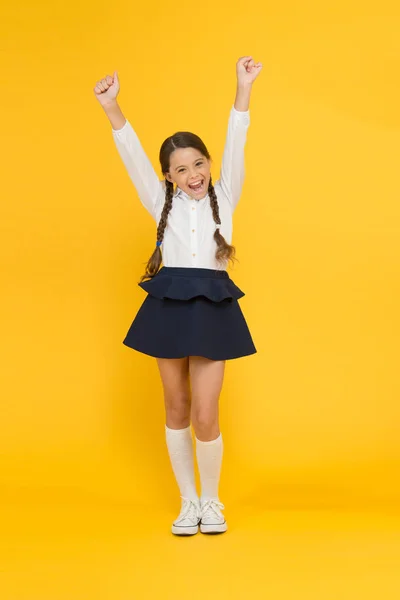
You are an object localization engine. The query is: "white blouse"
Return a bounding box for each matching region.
[111,106,250,270]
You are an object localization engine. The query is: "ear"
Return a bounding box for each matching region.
[165,172,174,183]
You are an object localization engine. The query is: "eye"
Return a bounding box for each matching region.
[177,161,203,173]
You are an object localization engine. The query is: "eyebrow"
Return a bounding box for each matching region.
[174,158,204,171]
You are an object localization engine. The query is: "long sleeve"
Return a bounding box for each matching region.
[218,106,250,211]
[112,120,163,219]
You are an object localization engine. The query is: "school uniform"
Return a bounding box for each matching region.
[112,106,257,361]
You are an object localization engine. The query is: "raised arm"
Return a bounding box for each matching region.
[219,56,263,211]
[94,72,162,219]
[219,105,250,211]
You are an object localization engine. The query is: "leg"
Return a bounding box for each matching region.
[156,358,200,535]
[189,356,225,442]
[156,357,191,429]
[189,356,227,533]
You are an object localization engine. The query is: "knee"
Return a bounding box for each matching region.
[192,410,219,441]
[165,393,191,428]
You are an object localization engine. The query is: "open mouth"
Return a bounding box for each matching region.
[188,180,205,194]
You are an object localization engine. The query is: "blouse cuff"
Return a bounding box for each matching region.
[232,105,250,116]
[112,119,129,133]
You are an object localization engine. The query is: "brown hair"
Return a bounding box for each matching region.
[140,131,236,282]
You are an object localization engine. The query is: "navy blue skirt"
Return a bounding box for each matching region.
[122,267,257,361]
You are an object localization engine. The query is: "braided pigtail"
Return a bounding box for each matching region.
[208,176,236,266]
[140,179,174,282]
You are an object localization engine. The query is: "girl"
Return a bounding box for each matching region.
[94,56,262,536]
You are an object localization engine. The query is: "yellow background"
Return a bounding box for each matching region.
[1,0,400,598]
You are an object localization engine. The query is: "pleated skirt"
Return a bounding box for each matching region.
[122,266,257,361]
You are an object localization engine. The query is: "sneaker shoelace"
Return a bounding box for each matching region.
[201,499,225,521]
[174,497,201,525]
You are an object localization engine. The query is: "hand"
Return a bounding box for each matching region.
[236,56,263,86]
[93,71,120,106]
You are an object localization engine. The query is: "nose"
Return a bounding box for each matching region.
[189,169,200,180]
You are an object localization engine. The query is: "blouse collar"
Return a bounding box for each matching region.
[174,186,208,202]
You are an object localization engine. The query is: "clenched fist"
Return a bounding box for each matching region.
[93,71,120,107]
[236,56,263,86]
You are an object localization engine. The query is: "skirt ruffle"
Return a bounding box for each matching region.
[123,267,257,361]
[139,266,245,302]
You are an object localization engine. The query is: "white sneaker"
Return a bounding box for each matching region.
[200,499,228,534]
[171,497,201,536]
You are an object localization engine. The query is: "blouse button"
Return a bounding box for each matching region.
[192,207,195,211]
[192,253,196,257]
[192,229,195,233]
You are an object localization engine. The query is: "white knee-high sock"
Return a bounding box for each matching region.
[165,425,198,502]
[195,433,223,503]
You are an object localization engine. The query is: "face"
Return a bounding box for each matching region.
[165,147,211,199]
